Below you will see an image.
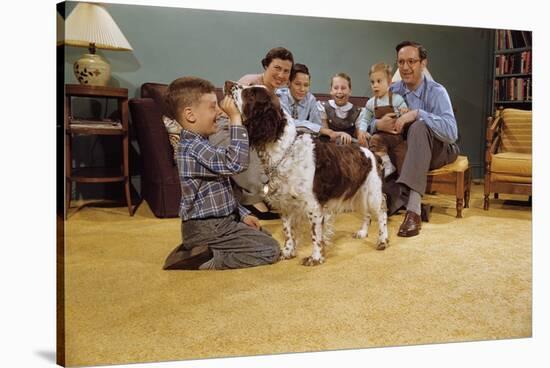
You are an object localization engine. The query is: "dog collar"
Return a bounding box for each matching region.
[261,135,298,195]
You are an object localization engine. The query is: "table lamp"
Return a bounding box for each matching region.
[64,2,133,86]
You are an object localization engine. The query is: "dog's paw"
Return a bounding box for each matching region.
[280,248,297,260]
[376,239,389,250]
[353,230,368,239]
[301,256,325,266]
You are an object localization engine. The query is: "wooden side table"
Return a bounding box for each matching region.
[65,84,133,217]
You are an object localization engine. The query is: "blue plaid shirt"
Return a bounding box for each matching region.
[176,125,251,221]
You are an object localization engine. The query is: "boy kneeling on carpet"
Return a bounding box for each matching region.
[163,76,280,270]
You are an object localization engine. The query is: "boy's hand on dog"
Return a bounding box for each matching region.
[242,215,261,230]
[336,131,353,145]
[220,96,242,125]
[357,130,371,147]
[376,113,398,134]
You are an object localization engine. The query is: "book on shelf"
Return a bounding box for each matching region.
[70,118,122,130]
[495,51,532,75]
[493,29,532,109]
[494,78,531,102]
[496,29,531,50]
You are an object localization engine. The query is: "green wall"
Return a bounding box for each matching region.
[61,2,494,199]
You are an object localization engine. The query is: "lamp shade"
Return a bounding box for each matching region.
[64,2,133,86]
[65,2,132,51]
[57,11,64,46]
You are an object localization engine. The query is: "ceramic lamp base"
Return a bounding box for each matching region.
[73,53,111,86]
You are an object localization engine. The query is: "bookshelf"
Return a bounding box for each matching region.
[492,29,532,112]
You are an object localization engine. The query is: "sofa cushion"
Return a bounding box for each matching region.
[215,88,224,101]
[141,83,172,117]
[129,98,181,217]
[490,173,532,184]
[499,108,532,154]
[491,151,532,177]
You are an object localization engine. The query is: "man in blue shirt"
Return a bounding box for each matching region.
[374,41,460,237]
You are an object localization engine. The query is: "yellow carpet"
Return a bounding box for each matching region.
[61,183,531,366]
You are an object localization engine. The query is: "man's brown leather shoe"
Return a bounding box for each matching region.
[397,211,421,237]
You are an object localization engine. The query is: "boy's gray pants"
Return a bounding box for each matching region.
[181,214,280,270]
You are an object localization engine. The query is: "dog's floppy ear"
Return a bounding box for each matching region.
[242,87,287,149]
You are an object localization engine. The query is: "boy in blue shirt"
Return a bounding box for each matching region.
[163,76,280,270]
[276,63,322,134]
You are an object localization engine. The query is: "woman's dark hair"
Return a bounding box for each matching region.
[261,47,294,69]
[395,40,428,60]
[290,63,310,82]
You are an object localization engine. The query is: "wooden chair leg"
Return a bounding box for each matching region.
[456,197,464,218]
[464,168,471,208]
[455,171,465,218]
[123,134,133,216]
[483,170,492,211]
[124,179,133,216]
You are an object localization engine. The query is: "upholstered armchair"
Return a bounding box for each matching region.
[484,108,532,210]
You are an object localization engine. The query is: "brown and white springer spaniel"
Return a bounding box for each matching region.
[225,81,389,266]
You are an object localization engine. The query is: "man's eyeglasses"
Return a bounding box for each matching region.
[397,58,421,68]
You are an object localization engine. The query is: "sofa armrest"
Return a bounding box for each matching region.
[486,115,503,161]
[129,98,180,184]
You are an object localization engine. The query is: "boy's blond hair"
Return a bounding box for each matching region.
[330,72,352,89]
[369,63,393,82]
[165,76,216,121]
